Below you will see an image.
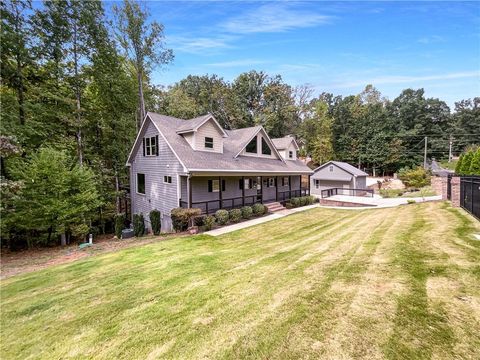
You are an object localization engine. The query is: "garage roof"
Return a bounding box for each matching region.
[314,161,368,177]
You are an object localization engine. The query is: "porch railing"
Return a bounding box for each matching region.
[180,188,310,214]
[321,188,374,199]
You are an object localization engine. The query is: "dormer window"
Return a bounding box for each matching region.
[261,138,271,155]
[246,138,257,153]
[329,165,334,172]
[289,151,293,159]
[205,137,214,149]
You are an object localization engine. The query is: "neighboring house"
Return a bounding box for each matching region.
[126,112,313,231]
[310,161,368,195]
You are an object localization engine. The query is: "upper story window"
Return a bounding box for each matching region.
[137,173,145,194]
[329,165,334,172]
[261,137,271,155]
[204,137,214,149]
[144,135,158,156]
[163,176,172,184]
[289,151,293,159]
[246,137,257,153]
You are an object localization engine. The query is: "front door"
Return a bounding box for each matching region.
[256,176,262,202]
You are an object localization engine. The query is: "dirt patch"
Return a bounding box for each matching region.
[1,233,187,279]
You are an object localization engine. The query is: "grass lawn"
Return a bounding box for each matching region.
[1,202,479,359]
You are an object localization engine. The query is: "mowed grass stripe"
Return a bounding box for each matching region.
[1,203,479,360]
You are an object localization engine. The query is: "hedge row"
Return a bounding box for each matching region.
[286,196,317,208]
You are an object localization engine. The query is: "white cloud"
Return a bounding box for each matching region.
[205,59,269,68]
[418,35,445,44]
[329,71,480,89]
[221,3,332,34]
[167,35,236,54]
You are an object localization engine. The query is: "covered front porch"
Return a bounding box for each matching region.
[179,174,310,214]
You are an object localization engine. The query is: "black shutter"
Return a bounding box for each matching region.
[222,180,226,192]
[142,138,145,156]
[282,177,285,186]
[155,135,159,156]
[239,179,243,190]
[208,180,212,192]
[249,179,253,188]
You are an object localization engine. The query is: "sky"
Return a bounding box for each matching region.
[121,1,480,107]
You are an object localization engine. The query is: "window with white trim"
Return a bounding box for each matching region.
[288,150,293,159]
[268,177,275,187]
[208,179,224,192]
[163,176,172,184]
[329,165,334,172]
[315,179,320,189]
[204,137,214,149]
[144,136,158,156]
[137,173,145,194]
[282,177,289,187]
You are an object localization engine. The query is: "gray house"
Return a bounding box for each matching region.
[310,161,368,195]
[126,112,313,231]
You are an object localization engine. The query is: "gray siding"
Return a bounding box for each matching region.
[354,176,367,189]
[130,119,184,232]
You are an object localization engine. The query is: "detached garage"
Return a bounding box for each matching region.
[310,161,368,196]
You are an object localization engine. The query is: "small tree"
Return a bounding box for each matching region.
[455,154,463,174]
[459,150,474,175]
[114,213,126,238]
[469,148,480,175]
[149,209,161,235]
[398,166,430,189]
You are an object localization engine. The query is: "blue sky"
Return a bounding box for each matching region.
[128,1,479,107]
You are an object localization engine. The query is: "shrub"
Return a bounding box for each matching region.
[470,148,480,175]
[455,154,464,174]
[459,150,474,175]
[398,166,430,189]
[114,213,126,238]
[149,209,161,235]
[407,199,416,204]
[290,197,301,207]
[204,215,216,230]
[133,213,145,237]
[307,195,317,204]
[252,203,265,215]
[194,215,206,227]
[229,208,242,223]
[215,209,229,225]
[241,206,253,219]
[171,208,202,232]
[285,202,294,209]
[379,189,404,198]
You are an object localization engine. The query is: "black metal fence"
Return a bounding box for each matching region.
[320,188,374,199]
[460,176,480,220]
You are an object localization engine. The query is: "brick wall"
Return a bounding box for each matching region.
[431,176,448,200]
[451,176,460,207]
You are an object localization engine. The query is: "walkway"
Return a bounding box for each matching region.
[324,194,442,208]
[204,204,318,236]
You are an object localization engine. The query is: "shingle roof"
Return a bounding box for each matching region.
[147,112,312,174]
[271,137,294,149]
[175,114,210,133]
[314,161,368,176]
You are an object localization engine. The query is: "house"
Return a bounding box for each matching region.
[126,112,313,231]
[310,161,368,196]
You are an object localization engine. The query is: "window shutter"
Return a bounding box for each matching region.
[222,180,226,192]
[249,179,253,188]
[142,138,145,156]
[208,180,212,192]
[155,135,159,156]
[239,179,243,190]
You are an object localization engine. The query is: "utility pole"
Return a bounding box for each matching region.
[448,135,453,163]
[423,136,428,169]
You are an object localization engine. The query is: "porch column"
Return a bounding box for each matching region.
[308,175,311,196]
[289,175,292,199]
[275,176,278,201]
[188,176,192,208]
[242,176,245,206]
[219,176,223,208]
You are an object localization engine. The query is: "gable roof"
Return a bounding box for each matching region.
[128,112,312,174]
[176,114,228,137]
[314,161,368,177]
[233,126,284,162]
[272,136,299,150]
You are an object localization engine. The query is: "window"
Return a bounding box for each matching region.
[246,137,257,153]
[137,173,145,194]
[240,178,253,190]
[329,165,334,172]
[289,151,293,159]
[163,176,172,184]
[282,177,289,187]
[268,177,275,187]
[144,135,158,156]
[204,137,214,149]
[208,179,224,192]
[261,137,271,155]
[315,179,320,189]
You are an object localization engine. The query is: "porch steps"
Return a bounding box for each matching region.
[265,201,286,213]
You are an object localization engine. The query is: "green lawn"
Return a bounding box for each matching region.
[1,203,479,359]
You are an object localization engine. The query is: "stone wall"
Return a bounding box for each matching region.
[451,176,460,207]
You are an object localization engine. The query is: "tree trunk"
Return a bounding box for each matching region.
[14,6,25,125]
[61,233,66,246]
[115,167,120,213]
[137,67,145,132]
[73,17,83,166]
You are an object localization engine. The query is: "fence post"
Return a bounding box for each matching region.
[450,176,461,207]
